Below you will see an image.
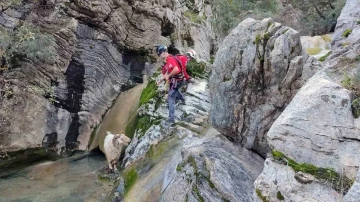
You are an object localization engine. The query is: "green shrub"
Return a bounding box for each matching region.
[341,68,360,118]
[135,115,161,138]
[184,11,205,23]
[0,26,55,69]
[318,51,332,62]
[123,167,138,195]
[139,79,157,106]
[277,191,285,200]
[291,0,345,35]
[272,150,353,193]
[256,189,269,202]
[187,60,207,79]
[342,29,352,37]
[210,0,278,37]
[352,98,360,118]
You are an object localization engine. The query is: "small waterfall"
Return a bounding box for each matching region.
[89,76,148,153]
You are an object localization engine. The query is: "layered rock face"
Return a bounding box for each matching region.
[105,77,264,202]
[255,0,360,201]
[0,0,213,164]
[209,17,319,157]
[160,130,264,202]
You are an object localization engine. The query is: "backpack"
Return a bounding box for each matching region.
[171,54,191,81]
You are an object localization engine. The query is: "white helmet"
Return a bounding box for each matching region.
[186,49,197,59]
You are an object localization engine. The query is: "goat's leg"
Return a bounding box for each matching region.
[112,160,118,171]
[108,159,113,170]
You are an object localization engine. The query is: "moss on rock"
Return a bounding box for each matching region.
[277,191,285,200]
[271,150,353,194]
[135,115,161,138]
[256,189,269,202]
[139,79,158,106]
[123,167,138,195]
[318,51,332,62]
[306,47,321,55]
[342,29,352,38]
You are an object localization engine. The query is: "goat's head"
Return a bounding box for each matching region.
[112,133,131,149]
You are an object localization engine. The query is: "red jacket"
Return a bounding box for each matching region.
[161,54,190,80]
[161,55,180,75]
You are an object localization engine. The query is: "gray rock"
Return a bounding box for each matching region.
[344,168,360,202]
[254,158,342,202]
[331,0,360,50]
[123,79,211,167]
[160,129,264,202]
[268,71,360,177]
[0,0,213,158]
[255,2,360,200]
[209,18,317,157]
[255,71,360,201]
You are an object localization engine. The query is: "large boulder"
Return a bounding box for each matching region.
[160,130,264,202]
[209,17,319,157]
[255,0,360,201]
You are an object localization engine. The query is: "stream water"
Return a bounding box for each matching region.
[0,151,111,202]
[0,77,148,201]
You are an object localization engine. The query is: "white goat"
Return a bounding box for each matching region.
[104,131,131,171]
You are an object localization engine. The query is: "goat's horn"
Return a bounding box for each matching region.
[112,135,120,147]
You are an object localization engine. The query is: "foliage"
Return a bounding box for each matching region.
[187,60,207,79]
[123,167,138,195]
[139,79,157,106]
[352,98,360,118]
[290,0,345,35]
[209,56,215,64]
[256,189,269,202]
[272,150,353,194]
[342,29,352,37]
[135,115,161,138]
[26,85,57,104]
[210,0,344,37]
[210,0,278,37]
[318,51,332,62]
[0,26,55,69]
[277,191,285,200]
[184,11,205,23]
[341,69,360,118]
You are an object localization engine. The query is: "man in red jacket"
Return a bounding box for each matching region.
[156,45,187,127]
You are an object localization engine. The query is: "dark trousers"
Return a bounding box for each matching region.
[168,80,185,122]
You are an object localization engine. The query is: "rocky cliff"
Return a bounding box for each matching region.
[209,17,320,157]
[100,75,264,202]
[0,0,213,171]
[254,0,360,201]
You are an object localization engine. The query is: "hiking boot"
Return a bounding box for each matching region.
[168,119,176,127]
[160,119,176,128]
[179,99,185,105]
[176,99,185,107]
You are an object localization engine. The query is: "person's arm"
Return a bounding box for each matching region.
[166,66,180,78]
